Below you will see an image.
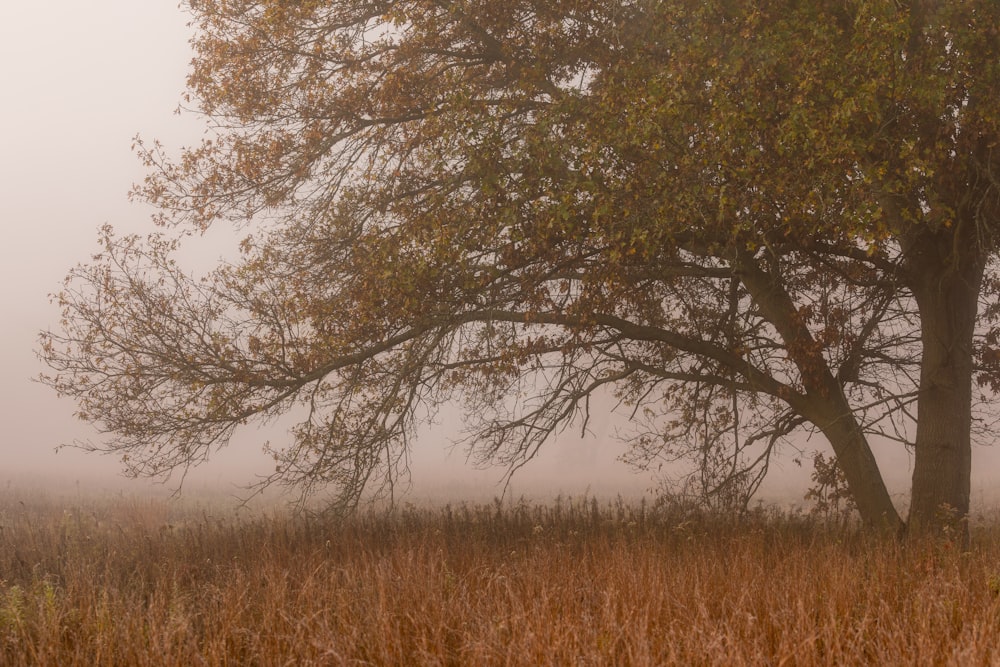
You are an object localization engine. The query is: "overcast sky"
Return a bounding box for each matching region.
[0,2,201,491]
[3,2,997,510]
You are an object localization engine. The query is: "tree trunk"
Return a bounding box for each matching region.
[735,254,904,533]
[907,230,985,540]
[810,397,905,535]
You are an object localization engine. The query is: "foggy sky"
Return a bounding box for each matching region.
[1,2,995,509]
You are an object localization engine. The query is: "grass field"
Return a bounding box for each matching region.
[0,490,998,666]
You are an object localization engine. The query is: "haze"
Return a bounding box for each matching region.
[2,2,997,510]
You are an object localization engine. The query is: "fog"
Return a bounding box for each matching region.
[1,2,997,511]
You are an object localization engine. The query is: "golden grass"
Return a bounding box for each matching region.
[0,491,999,665]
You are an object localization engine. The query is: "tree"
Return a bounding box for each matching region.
[39,0,1000,536]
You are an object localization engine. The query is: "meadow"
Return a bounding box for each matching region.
[0,489,999,666]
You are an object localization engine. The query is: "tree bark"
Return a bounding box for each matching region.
[808,395,905,535]
[907,230,985,540]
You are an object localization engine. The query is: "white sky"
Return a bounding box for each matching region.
[0,1,204,491]
[0,2,994,510]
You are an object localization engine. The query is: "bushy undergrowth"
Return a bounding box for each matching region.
[0,490,998,665]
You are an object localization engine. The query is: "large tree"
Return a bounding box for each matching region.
[40,0,1000,535]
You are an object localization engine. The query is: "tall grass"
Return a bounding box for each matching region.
[0,491,998,665]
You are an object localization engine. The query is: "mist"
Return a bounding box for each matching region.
[3,1,1000,513]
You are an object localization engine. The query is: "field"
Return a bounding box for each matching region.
[0,490,999,666]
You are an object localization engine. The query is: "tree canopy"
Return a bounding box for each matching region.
[40,0,1000,535]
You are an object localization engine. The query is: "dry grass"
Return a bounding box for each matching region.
[0,491,999,665]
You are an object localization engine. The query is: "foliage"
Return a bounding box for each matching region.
[805,451,857,525]
[38,0,1000,534]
